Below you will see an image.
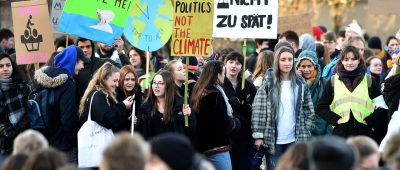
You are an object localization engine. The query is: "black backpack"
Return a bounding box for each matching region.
[27,87,55,132]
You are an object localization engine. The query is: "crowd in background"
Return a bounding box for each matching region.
[1,23,400,170]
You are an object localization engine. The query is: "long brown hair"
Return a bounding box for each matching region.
[191,61,225,113]
[252,50,274,80]
[146,70,176,123]
[119,65,139,97]
[128,47,154,73]
[79,62,119,115]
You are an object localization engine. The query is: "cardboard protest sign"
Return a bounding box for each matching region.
[213,0,278,38]
[368,0,400,15]
[171,0,213,57]
[11,0,54,65]
[278,13,311,35]
[123,0,174,52]
[50,0,66,32]
[58,0,133,45]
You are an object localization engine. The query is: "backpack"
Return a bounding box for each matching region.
[322,58,337,79]
[27,87,55,131]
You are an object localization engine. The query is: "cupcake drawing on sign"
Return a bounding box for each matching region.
[20,15,43,52]
[90,9,115,34]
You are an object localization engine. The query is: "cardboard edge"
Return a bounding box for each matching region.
[11,0,48,8]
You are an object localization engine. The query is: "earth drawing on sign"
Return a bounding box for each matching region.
[124,0,173,52]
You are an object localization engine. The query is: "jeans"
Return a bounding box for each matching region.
[266,143,293,170]
[208,151,232,170]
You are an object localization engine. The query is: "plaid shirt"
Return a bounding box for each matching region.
[251,74,315,154]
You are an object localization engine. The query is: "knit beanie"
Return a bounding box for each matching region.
[310,136,357,170]
[312,26,324,41]
[318,25,327,33]
[296,50,318,68]
[347,23,362,36]
[274,41,293,52]
[181,56,199,71]
[150,133,195,170]
[368,36,382,50]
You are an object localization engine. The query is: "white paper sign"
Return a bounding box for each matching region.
[50,0,66,32]
[212,0,278,38]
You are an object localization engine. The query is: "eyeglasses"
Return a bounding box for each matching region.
[152,82,165,87]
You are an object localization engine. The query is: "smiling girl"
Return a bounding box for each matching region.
[79,62,133,132]
[136,70,193,139]
[318,46,384,140]
[296,50,332,136]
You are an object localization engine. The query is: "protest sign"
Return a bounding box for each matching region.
[50,0,65,32]
[58,0,133,45]
[124,0,174,52]
[278,13,312,35]
[11,0,54,65]
[171,0,214,57]
[213,0,278,38]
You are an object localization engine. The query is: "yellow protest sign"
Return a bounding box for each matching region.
[171,0,214,57]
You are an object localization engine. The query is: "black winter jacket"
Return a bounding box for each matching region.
[194,88,238,153]
[223,77,256,143]
[33,67,80,151]
[80,90,130,133]
[136,96,195,140]
[383,74,400,116]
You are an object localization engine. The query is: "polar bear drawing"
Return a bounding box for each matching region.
[90,9,115,34]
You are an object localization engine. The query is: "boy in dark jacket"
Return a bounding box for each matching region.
[32,45,90,163]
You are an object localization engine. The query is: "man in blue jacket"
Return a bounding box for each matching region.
[32,45,90,163]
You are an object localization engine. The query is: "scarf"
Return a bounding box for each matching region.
[0,78,26,126]
[214,84,233,117]
[306,69,318,86]
[337,65,365,92]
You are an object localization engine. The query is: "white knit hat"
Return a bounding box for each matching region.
[347,23,362,36]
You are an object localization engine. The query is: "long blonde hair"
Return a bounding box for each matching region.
[79,62,120,115]
[252,50,274,80]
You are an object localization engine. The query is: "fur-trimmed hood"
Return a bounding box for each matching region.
[33,66,69,88]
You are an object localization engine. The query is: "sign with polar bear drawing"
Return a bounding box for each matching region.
[212,0,278,38]
[58,0,133,45]
[11,0,54,65]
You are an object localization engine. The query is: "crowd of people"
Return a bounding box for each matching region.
[1,23,400,170]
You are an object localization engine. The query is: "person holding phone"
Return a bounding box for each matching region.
[116,65,143,130]
[79,62,133,133]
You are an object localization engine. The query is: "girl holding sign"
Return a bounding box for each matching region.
[222,51,257,170]
[136,70,193,139]
[128,47,155,94]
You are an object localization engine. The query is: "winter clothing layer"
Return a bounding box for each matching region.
[252,71,315,154]
[33,66,79,151]
[80,90,130,133]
